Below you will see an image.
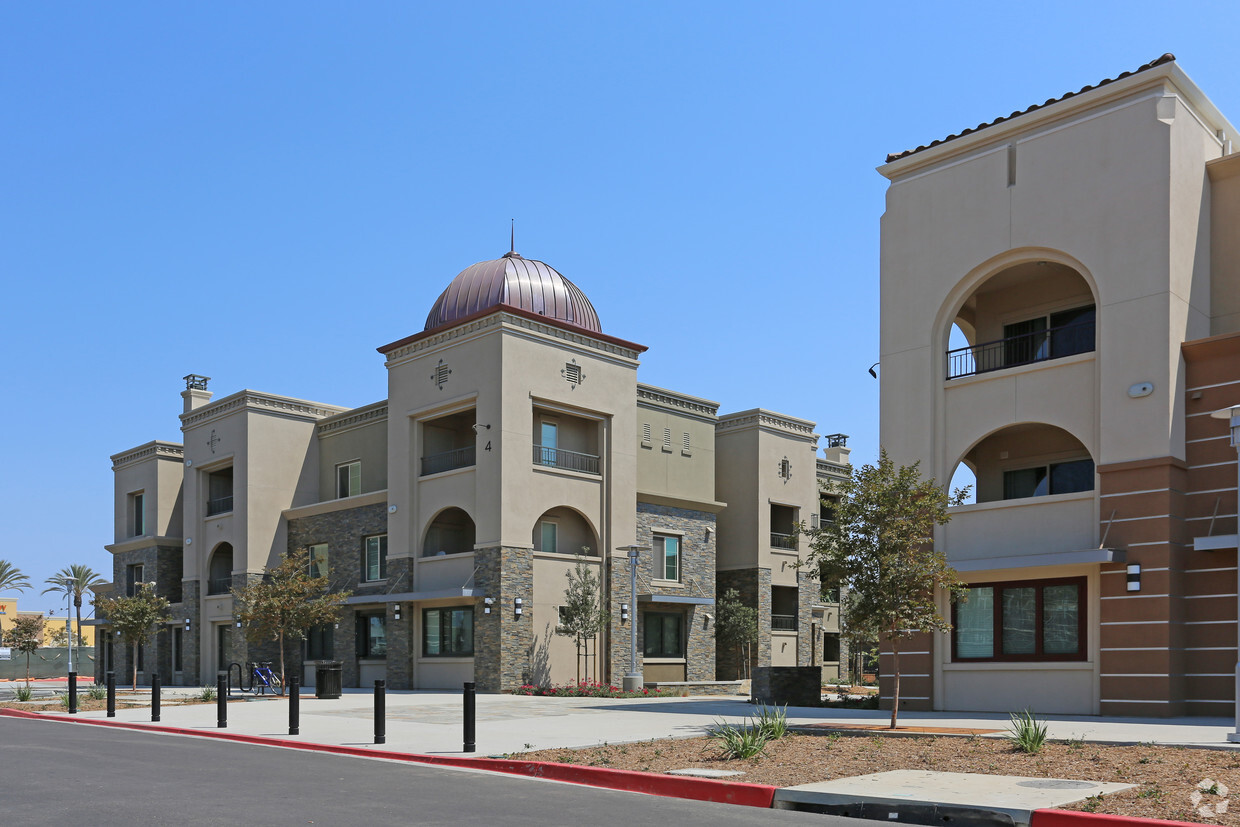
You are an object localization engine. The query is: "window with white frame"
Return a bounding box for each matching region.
[337,461,361,499]
[654,534,680,581]
[363,535,387,581]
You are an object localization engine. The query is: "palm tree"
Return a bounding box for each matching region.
[0,559,30,594]
[42,564,106,647]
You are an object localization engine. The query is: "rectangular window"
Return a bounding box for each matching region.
[1003,458,1094,500]
[423,606,474,657]
[337,461,361,499]
[126,564,144,597]
[306,624,333,660]
[363,535,388,581]
[643,612,683,658]
[539,521,557,554]
[308,543,329,579]
[654,534,680,581]
[823,632,841,663]
[206,467,234,516]
[952,578,1084,662]
[358,614,386,658]
[131,492,145,537]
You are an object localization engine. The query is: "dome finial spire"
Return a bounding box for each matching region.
[510,218,515,254]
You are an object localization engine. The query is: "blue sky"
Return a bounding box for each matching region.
[4,2,1238,613]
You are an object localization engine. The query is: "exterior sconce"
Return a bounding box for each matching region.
[483,597,494,615]
[116,630,122,637]
[184,618,191,631]
[1127,563,1141,592]
[393,604,402,621]
[620,603,630,623]
[514,597,523,617]
[235,620,242,628]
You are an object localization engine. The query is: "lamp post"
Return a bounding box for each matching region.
[1210,405,1240,742]
[618,544,651,692]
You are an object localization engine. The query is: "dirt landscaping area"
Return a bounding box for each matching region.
[519,731,1240,824]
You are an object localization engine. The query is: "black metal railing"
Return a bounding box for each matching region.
[420,445,476,476]
[770,532,797,550]
[207,495,234,516]
[771,614,797,631]
[207,577,232,595]
[532,445,600,475]
[945,320,1095,380]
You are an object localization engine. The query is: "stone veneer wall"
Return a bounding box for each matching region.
[714,567,772,679]
[102,544,185,686]
[473,546,534,692]
[752,666,821,706]
[605,503,716,684]
[287,503,391,688]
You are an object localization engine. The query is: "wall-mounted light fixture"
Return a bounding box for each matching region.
[235,620,242,628]
[514,597,523,617]
[185,618,191,631]
[704,527,713,540]
[393,603,402,621]
[483,597,494,614]
[1127,563,1142,592]
[388,504,398,514]
[472,423,491,433]
[620,603,630,623]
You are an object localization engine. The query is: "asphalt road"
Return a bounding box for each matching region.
[2,716,853,826]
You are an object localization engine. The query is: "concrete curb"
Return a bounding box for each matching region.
[0,708,776,808]
[1032,810,1202,827]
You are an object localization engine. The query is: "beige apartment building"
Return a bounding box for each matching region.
[879,54,1240,716]
[97,251,848,691]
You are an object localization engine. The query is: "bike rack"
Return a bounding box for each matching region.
[226,662,249,696]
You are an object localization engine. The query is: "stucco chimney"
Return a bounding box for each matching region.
[182,374,213,413]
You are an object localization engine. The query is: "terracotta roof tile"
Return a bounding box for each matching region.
[885,53,1177,164]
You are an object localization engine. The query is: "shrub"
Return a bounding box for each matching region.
[754,703,789,740]
[14,684,34,702]
[85,684,108,700]
[511,681,675,699]
[1007,708,1048,754]
[198,685,217,702]
[710,721,768,759]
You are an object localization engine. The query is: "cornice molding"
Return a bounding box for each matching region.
[383,310,643,366]
[180,390,348,429]
[717,409,818,441]
[318,402,389,436]
[111,441,185,469]
[636,384,719,421]
[816,458,851,479]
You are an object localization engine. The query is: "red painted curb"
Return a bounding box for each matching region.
[1031,809,1202,827]
[0,708,776,808]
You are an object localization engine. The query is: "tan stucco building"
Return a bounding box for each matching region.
[97,251,848,691]
[879,54,1240,716]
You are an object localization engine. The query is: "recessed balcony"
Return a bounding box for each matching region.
[421,445,476,476]
[421,410,477,477]
[532,445,600,475]
[946,313,1095,380]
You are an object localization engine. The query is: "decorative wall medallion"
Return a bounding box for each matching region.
[562,359,584,389]
[432,359,451,390]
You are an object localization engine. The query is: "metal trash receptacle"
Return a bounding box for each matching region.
[315,661,343,699]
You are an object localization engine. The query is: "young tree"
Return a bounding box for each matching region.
[2,614,45,688]
[42,564,106,651]
[804,449,969,729]
[0,559,31,594]
[714,588,758,680]
[97,583,171,690]
[232,548,350,687]
[556,550,608,684]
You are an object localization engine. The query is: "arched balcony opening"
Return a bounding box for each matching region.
[532,508,600,557]
[207,543,234,595]
[949,460,978,505]
[952,423,1094,505]
[421,507,476,557]
[946,260,1095,380]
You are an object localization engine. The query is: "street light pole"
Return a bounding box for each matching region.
[66,595,73,674]
[618,544,651,692]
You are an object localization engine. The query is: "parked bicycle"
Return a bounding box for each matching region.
[249,662,283,696]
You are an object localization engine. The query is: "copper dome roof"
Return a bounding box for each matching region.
[424,252,602,334]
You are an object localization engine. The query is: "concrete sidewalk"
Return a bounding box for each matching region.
[49,688,1240,756]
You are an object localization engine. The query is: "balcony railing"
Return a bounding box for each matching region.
[420,445,476,476]
[206,495,233,516]
[770,532,797,550]
[945,320,1095,380]
[207,577,232,596]
[771,614,797,631]
[533,445,600,475]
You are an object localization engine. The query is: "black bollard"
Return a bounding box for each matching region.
[374,679,386,745]
[217,673,227,728]
[151,673,161,722]
[463,681,476,753]
[106,671,116,718]
[289,676,300,736]
[68,671,78,715]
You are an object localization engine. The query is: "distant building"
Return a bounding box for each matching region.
[879,54,1240,715]
[97,251,848,690]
